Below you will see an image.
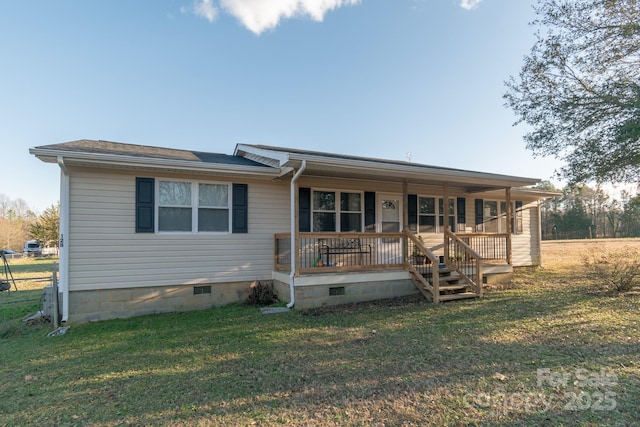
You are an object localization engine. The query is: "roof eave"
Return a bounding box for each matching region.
[282,154,539,188]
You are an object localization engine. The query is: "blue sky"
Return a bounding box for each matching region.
[1,0,565,213]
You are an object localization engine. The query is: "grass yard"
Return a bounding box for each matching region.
[1,243,639,426]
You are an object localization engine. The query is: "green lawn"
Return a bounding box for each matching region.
[0,255,638,426]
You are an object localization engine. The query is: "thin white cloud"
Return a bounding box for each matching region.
[196,0,218,21]
[186,0,360,34]
[460,0,482,10]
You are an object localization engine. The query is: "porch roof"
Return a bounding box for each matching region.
[235,144,541,193]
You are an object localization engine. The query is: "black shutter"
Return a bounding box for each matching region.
[408,194,418,232]
[364,192,376,232]
[457,197,466,225]
[136,177,154,233]
[299,187,311,232]
[232,183,248,233]
[475,199,484,226]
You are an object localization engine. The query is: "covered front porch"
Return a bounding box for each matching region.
[273,229,512,306]
[232,144,544,309]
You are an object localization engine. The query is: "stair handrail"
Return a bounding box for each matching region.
[404,229,439,302]
[445,229,483,296]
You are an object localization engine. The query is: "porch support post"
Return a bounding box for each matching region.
[403,179,409,263]
[443,183,450,262]
[505,187,513,265]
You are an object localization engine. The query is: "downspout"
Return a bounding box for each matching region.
[57,156,70,322]
[287,160,307,308]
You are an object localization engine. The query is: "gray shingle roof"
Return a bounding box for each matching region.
[35,139,267,168]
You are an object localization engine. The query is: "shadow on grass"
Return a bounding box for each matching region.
[1,275,638,426]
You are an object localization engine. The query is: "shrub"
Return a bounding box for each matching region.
[245,281,278,306]
[582,247,640,292]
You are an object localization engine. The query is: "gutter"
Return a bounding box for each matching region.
[281,153,540,187]
[57,156,70,322]
[287,160,307,308]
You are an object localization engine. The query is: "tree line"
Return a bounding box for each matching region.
[0,194,59,252]
[539,182,640,240]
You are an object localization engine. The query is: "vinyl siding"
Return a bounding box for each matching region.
[67,167,289,291]
[66,168,542,292]
[511,202,536,266]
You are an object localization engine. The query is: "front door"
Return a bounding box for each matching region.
[378,194,402,233]
[377,194,403,264]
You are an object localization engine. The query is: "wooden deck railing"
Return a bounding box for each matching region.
[275,231,507,297]
[274,232,405,274]
[455,233,509,264]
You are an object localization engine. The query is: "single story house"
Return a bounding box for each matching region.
[31,140,556,323]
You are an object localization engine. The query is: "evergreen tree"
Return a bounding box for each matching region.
[29,203,60,249]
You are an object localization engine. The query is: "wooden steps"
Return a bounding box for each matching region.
[431,266,479,302]
[409,263,481,303]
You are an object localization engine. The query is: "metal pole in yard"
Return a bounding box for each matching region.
[52,263,59,329]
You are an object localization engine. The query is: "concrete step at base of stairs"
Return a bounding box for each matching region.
[439,292,479,301]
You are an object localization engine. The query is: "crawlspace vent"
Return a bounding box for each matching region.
[193,285,212,295]
[329,286,345,296]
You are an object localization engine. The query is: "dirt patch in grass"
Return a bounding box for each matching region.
[303,294,428,316]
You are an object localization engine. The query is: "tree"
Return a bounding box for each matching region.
[504,0,640,184]
[557,185,595,238]
[534,180,562,239]
[0,194,38,250]
[621,192,640,237]
[29,203,60,249]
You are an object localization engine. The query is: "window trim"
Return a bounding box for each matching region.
[156,179,232,234]
[311,188,364,232]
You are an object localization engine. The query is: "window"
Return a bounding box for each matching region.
[419,197,436,233]
[198,184,229,232]
[159,181,192,232]
[483,201,499,233]
[313,191,336,232]
[515,201,523,234]
[312,190,362,232]
[476,200,522,234]
[340,192,362,232]
[158,180,230,232]
[418,197,455,233]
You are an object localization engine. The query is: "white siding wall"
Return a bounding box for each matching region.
[67,167,290,291]
[512,202,540,266]
[67,168,543,293]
